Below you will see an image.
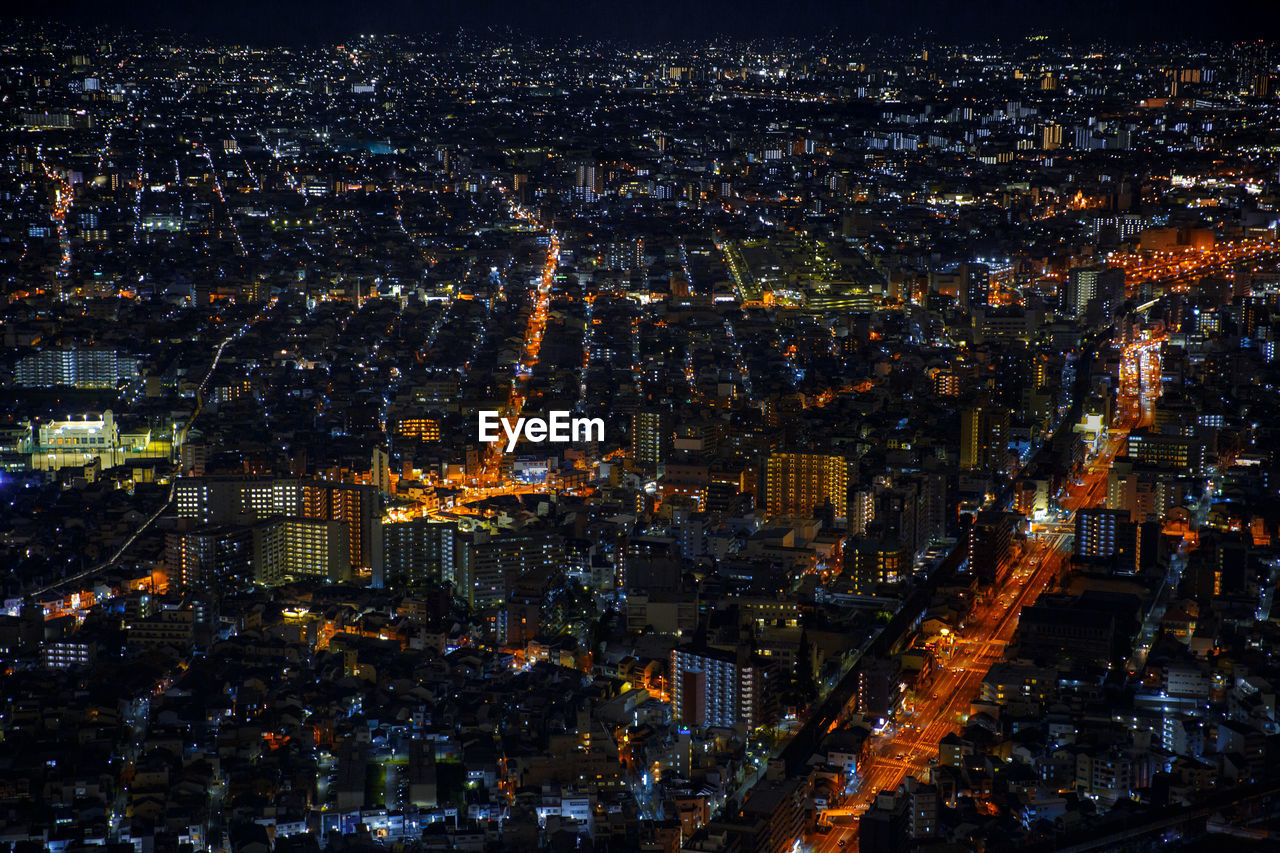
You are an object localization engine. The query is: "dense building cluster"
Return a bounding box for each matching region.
[2,18,1280,853]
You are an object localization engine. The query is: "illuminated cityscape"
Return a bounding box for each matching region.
[2,6,1280,853]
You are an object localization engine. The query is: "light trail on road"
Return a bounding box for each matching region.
[814,333,1159,852]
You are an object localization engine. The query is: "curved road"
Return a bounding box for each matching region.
[28,307,268,599]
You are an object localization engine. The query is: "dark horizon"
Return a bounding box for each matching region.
[11,0,1280,45]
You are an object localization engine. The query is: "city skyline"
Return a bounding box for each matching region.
[2,12,1280,853]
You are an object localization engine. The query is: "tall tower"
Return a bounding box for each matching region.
[960,406,1010,472]
[631,410,670,475]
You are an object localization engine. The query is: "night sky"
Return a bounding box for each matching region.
[11,0,1280,44]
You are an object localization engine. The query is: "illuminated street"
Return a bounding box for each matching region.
[815,329,1164,851]
[478,195,560,485]
[1109,237,1280,297]
[2,11,1279,853]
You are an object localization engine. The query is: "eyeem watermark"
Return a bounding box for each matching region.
[478,410,604,452]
